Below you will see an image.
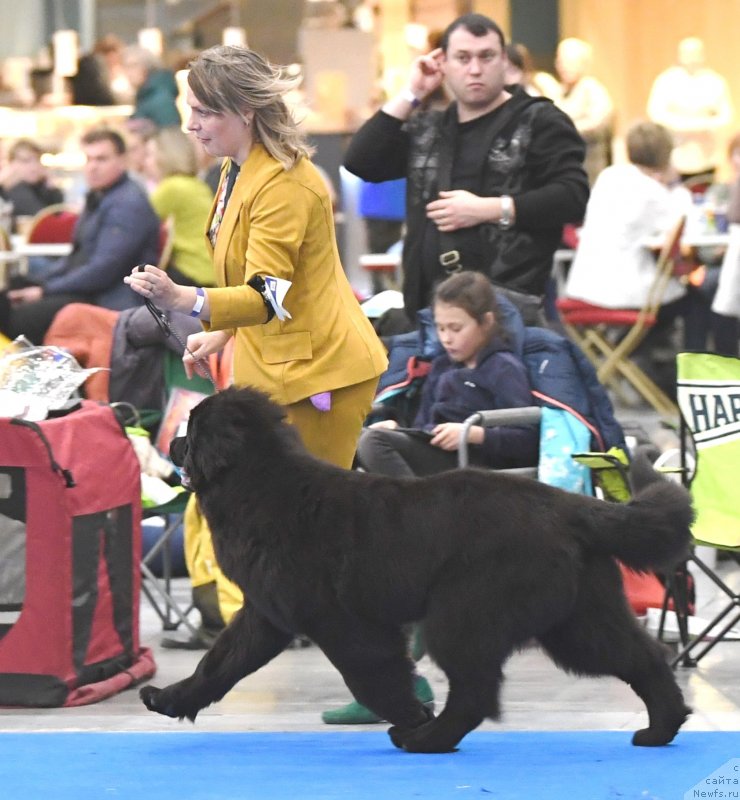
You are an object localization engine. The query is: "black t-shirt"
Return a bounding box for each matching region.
[420,105,508,300]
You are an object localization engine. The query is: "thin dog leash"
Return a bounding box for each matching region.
[138,268,217,390]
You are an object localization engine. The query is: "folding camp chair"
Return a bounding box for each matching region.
[138,350,214,637]
[459,409,679,618]
[556,217,686,418]
[140,492,198,636]
[661,351,740,667]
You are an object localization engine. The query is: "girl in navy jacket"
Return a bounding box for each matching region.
[357,271,539,476]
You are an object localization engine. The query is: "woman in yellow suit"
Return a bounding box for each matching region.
[125,48,387,660]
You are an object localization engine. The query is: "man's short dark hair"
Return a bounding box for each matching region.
[80,127,127,155]
[440,14,506,52]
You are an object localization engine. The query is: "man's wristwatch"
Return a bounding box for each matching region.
[499,195,514,230]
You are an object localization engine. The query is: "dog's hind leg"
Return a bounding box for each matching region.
[538,560,690,747]
[387,586,511,753]
[140,604,293,721]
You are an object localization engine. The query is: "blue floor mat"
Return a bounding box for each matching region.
[1,730,738,799]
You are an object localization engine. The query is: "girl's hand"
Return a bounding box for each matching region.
[430,422,484,451]
[183,330,232,380]
[429,422,464,451]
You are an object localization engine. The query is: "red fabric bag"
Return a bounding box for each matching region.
[0,401,155,706]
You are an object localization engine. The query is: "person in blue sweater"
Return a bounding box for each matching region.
[322,270,539,725]
[358,269,539,476]
[0,128,160,344]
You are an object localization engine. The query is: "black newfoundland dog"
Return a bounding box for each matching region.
[140,386,693,753]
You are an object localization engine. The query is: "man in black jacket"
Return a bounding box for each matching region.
[343,13,589,324]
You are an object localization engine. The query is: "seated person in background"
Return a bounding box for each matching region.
[683,133,739,356]
[0,127,160,344]
[121,45,181,130]
[565,120,691,311]
[323,270,538,725]
[505,42,561,101]
[125,120,157,192]
[144,127,215,287]
[647,37,733,186]
[564,121,726,361]
[71,36,118,106]
[555,37,614,186]
[0,138,64,222]
[358,270,539,476]
[726,132,740,225]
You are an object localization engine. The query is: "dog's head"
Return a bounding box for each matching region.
[170,386,299,492]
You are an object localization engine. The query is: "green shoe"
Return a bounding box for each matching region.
[321,699,383,725]
[321,675,434,725]
[413,674,434,709]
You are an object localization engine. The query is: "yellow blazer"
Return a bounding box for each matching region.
[203,144,387,405]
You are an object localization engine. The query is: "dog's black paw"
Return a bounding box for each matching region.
[632,704,691,746]
[387,708,459,754]
[139,685,199,722]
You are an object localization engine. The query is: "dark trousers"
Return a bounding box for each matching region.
[653,285,738,356]
[1,292,84,345]
[356,427,487,478]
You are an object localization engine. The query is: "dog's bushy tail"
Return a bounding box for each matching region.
[578,452,694,571]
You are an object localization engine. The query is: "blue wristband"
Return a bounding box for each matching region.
[190,286,205,317]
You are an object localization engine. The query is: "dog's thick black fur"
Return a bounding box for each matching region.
[140,386,694,753]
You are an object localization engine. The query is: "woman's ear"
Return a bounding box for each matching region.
[482,310,496,330]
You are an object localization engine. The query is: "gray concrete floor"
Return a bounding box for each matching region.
[1,406,738,737]
[0,568,738,735]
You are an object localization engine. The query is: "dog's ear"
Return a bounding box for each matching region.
[183,387,294,487]
[184,398,241,486]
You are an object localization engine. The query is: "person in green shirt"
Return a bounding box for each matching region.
[144,127,216,287]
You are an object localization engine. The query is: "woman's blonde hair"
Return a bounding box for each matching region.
[152,128,199,178]
[187,45,312,170]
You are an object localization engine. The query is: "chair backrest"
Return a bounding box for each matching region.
[156,215,175,271]
[676,350,740,549]
[26,204,79,244]
[640,215,686,322]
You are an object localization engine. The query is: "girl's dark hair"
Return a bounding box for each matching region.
[433,271,499,325]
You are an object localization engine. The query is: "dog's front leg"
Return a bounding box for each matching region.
[140,604,293,721]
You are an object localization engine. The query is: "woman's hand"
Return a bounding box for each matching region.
[429,422,484,451]
[124,264,184,311]
[183,329,232,380]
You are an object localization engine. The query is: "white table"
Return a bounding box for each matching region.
[641,231,730,249]
[0,242,72,288]
[11,241,73,258]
